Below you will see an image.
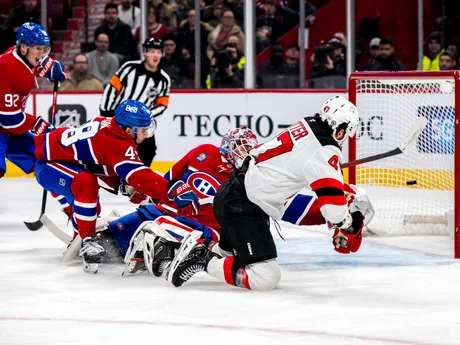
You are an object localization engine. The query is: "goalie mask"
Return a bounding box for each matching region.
[220,126,258,169]
[319,95,359,146]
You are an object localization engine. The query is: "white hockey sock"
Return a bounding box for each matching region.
[207,257,281,291]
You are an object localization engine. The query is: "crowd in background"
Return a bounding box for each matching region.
[1,0,460,90]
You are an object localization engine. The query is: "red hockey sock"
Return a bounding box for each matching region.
[70,172,100,240]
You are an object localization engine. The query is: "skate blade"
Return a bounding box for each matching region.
[166,231,201,283]
[121,258,144,276]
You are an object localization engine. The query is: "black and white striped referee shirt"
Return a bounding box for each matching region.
[100,60,171,118]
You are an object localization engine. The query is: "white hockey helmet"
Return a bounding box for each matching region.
[319,95,359,146]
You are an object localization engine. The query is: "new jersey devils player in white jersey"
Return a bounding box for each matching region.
[167,96,364,291]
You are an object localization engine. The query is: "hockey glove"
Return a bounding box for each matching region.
[119,183,150,205]
[36,56,66,83]
[167,179,200,216]
[31,116,55,135]
[0,167,4,179]
[332,211,364,254]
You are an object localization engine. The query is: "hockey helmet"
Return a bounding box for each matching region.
[319,95,359,146]
[16,22,51,55]
[143,37,164,56]
[220,126,258,168]
[115,100,155,136]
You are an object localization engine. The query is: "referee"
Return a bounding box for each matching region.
[100,38,171,167]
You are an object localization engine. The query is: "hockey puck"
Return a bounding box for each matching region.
[406,180,417,186]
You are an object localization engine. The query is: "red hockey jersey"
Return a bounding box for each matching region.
[0,46,37,134]
[35,117,168,202]
[164,143,232,229]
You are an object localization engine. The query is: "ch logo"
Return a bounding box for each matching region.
[59,178,66,186]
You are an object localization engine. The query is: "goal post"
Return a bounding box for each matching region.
[347,71,460,259]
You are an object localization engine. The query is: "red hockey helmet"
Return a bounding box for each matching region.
[220,126,258,168]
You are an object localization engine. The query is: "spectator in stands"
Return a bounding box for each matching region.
[308,43,346,89]
[161,33,193,88]
[177,9,213,86]
[222,0,244,27]
[207,8,244,60]
[259,43,299,88]
[256,0,284,52]
[173,0,193,24]
[94,3,136,65]
[228,35,243,56]
[419,31,444,71]
[447,44,458,63]
[87,33,119,86]
[135,6,169,45]
[259,43,285,76]
[60,54,103,91]
[333,32,348,47]
[118,0,141,36]
[284,44,299,72]
[208,43,243,88]
[439,51,456,70]
[151,0,177,33]
[202,1,224,28]
[366,38,405,72]
[178,9,213,60]
[328,36,346,75]
[362,37,381,71]
[1,0,40,49]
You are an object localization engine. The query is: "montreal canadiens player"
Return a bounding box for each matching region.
[0,22,66,178]
[103,126,259,275]
[33,99,199,273]
[167,95,364,291]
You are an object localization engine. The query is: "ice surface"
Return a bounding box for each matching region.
[1,179,460,345]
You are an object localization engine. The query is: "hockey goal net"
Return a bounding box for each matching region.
[347,71,459,258]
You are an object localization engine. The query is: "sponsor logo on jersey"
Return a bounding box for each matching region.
[196,153,208,162]
[186,171,220,199]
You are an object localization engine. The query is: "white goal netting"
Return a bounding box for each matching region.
[350,77,455,236]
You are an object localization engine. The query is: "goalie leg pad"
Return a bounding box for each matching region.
[108,211,146,256]
[108,205,165,256]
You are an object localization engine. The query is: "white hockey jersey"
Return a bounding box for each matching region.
[244,116,348,224]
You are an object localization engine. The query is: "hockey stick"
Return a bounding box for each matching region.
[341,116,428,169]
[24,79,60,231]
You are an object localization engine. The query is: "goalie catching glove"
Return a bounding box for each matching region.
[332,211,364,254]
[167,179,200,216]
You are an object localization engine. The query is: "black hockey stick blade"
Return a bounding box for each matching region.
[24,189,48,231]
[24,218,44,231]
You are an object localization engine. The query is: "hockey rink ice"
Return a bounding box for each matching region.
[1,179,459,345]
